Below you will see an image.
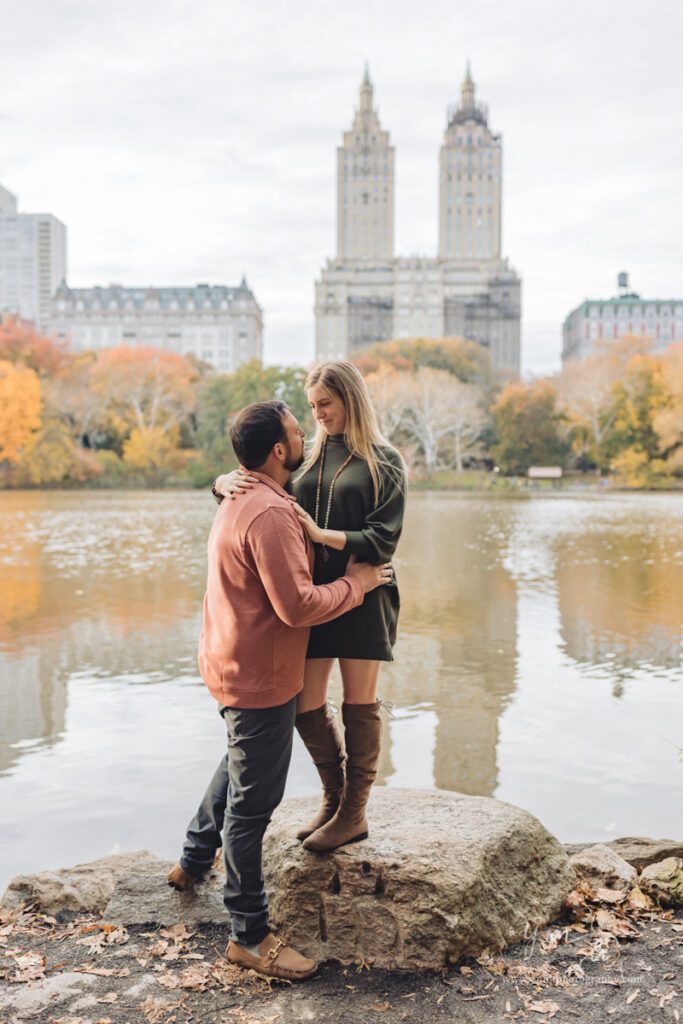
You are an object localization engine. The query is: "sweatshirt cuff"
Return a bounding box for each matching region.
[347,572,364,604]
[344,530,371,558]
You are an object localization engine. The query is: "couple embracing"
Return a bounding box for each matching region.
[167,361,407,981]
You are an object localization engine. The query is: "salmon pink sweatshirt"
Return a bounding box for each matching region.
[198,472,364,708]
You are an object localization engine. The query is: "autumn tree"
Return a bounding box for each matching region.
[605,352,668,465]
[352,336,491,385]
[366,366,486,478]
[122,426,184,475]
[90,346,196,448]
[193,361,312,476]
[652,342,683,474]
[0,360,42,464]
[0,317,70,377]
[491,379,569,475]
[556,336,653,472]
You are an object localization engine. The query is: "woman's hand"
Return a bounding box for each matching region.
[292,503,326,543]
[214,468,259,500]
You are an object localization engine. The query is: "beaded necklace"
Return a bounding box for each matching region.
[313,434,353,562]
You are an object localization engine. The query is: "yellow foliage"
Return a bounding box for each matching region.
[0,360,42,463]
[654,342,683,470]
[122,426,181,471]
[12,417,97,485]
[610,445,672,489]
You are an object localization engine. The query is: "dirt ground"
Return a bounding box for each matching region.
[1,886,680,1024]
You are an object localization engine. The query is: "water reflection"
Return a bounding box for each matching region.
[555,511,683,677]
[0,491,212,772]
[0,490,681,887]
[377,496,518,796]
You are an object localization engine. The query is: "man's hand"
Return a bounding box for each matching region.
[345,554,393,594]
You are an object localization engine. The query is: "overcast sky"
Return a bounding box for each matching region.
[1,0,681,376]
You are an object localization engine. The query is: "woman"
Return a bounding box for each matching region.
[214,361,407,852]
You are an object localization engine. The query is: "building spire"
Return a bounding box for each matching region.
[461,60,475,109]
[360,61,373,112]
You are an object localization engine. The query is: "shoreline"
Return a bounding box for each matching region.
[2,479,683,496]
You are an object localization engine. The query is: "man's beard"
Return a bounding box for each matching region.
[283,445,304,472]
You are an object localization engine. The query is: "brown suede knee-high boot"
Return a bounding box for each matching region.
[302,700,381,852]
[294,703,346,841]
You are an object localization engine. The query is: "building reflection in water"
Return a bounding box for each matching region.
[371,494,519,797]
[2,490,681,826]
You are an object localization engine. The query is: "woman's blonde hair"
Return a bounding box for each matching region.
[297,361,406,503]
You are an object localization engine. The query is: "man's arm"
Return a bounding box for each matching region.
[247,506,365,629]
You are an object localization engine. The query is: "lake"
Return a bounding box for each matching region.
[0,489,681,890]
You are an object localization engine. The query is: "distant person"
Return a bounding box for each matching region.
[214,362,407,852]
[167,400,391,982]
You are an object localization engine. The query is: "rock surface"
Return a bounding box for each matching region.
[563,836,683,871]
[0,851,164,916]
[1,789,575,970]
[568,844,638,891]
[639,856,683,907]
[262,788,574,969]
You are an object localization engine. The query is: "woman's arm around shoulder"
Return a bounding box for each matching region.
[344,445,407,563]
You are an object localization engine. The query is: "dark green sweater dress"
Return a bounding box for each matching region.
[291,435,406,661]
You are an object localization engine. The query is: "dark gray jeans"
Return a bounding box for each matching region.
[179,696,297,947]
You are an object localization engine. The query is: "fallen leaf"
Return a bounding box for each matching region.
[565,963,585,980]
[595,908,638,938]
[627,886,653,911]
[11,951,46,983]
[460,965,473,976]
[595,887,627,904]
[625,989,640,1004]
[98,992,118,1003]
[157,963,212,991]
[52,1017,95,1024]
[369,1003,391,1012]
[74,964,131,977]
[139,996,179,1023]
[528,999,561,1017]
[160,923,195,944]
[660,991,676,1009]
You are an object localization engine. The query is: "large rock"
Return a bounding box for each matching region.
[0,851,225,925]
[0,851,163,915]
[2,789,574,970]
[262,788,574,970]
[568,843,638,891]
[563,837,683,872]
[639,857,683,907]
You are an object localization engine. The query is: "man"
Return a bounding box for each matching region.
[167,400,391,982]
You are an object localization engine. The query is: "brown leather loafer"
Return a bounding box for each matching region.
[226,932,318,981]
[166,862,207,891]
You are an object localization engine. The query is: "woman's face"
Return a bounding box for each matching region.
[307,383,347,435]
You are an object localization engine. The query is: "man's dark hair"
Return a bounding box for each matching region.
[229,400,289,469]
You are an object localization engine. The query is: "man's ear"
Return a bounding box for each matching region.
[272,441,286,463]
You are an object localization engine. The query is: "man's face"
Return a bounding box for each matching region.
[282,411,305,471]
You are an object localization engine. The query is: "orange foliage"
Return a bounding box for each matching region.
[0,360,43,464]
[90,346,196,435]
[0,316,71,377]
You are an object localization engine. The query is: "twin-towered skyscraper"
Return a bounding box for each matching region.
[315,65,521,381]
